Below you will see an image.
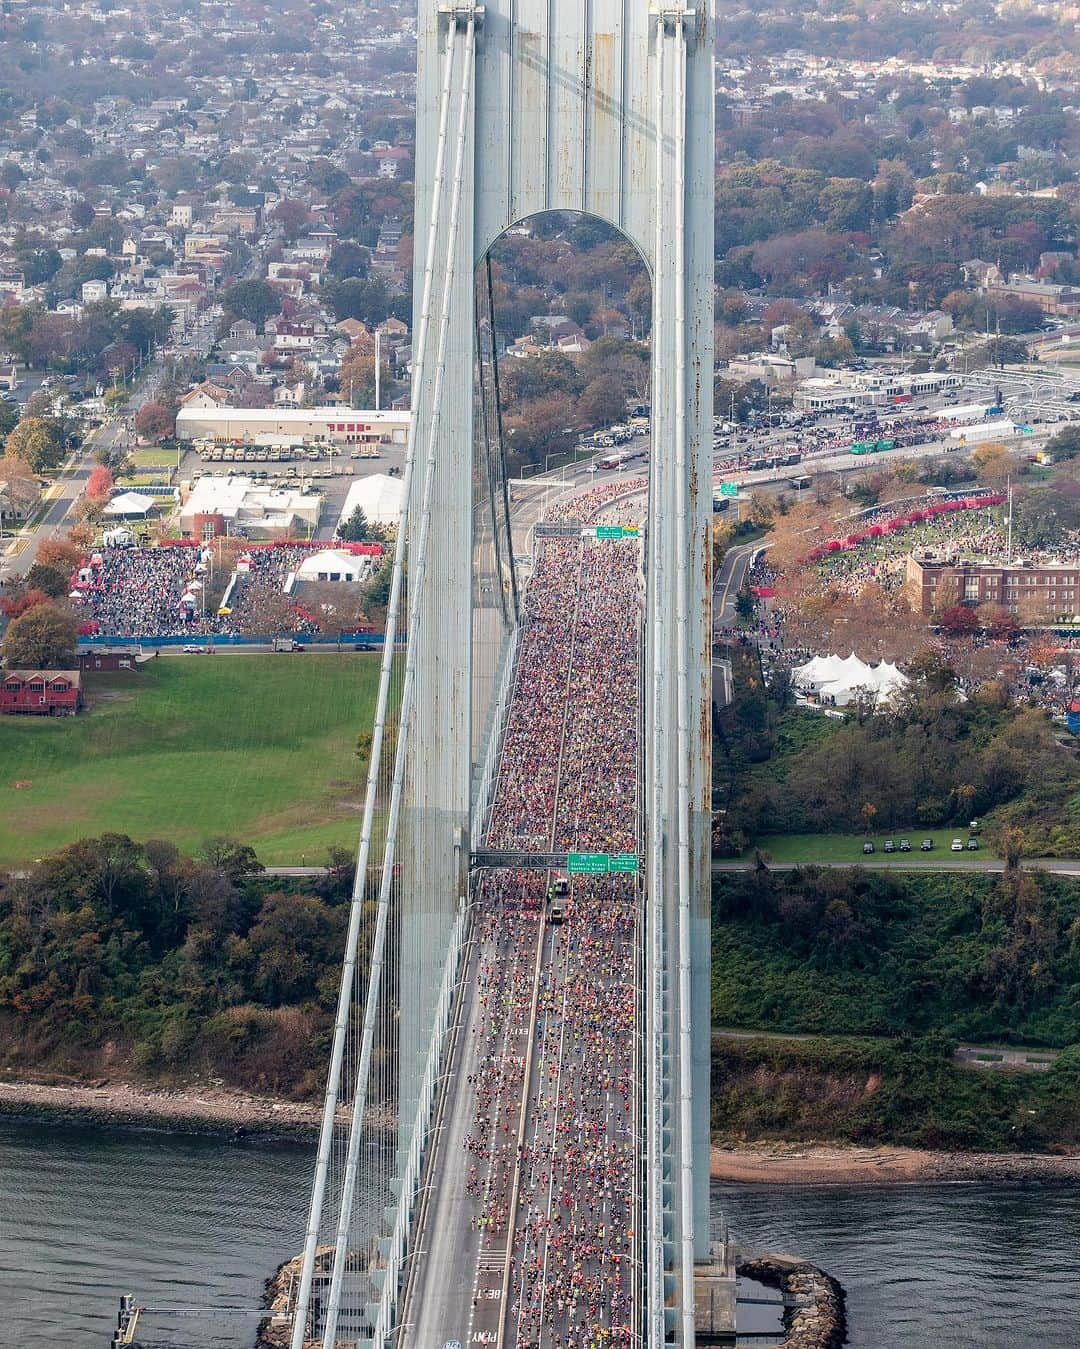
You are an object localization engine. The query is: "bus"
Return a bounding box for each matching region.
[598,451,629,470]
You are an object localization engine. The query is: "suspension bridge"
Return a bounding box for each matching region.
[282,4,716,1346]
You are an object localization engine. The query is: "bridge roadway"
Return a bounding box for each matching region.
[399,485,642,1349]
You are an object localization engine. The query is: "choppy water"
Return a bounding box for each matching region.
[4,1115,1080,1347]
[715,1180,1080,1347]
[0,1117,312,1347]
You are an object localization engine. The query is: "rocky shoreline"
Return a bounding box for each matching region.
[738,1255,846,1349]
[0,1076,322,1141]
[713,1140,1080,1185]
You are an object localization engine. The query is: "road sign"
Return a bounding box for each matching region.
[610,853,640,873]
[568,852,610,874]
[567,852,641,874]
[717,482,738,497]
[595,525,640,539]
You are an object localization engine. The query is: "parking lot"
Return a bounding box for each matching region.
[178,440,406,538]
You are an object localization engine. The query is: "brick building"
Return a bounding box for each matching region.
[906,553,1080,620]
[0,670,82,715]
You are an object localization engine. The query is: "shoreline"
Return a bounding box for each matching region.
[712,1141,1080,1186]
[0,1075,321,1142]
[4,1076,1080,1186]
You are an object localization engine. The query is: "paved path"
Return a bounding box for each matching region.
[713,858,1080,876]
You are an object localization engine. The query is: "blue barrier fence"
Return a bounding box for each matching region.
[77,632,399,649]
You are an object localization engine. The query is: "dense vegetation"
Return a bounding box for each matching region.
[712,1033,1080,1153]
[713,867,1080,1047]
[0,836,354,1096]
[714,647,1080,856]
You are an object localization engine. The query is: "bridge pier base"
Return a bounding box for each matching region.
[694,1242,738,1346]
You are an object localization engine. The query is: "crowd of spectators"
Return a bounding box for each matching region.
[72,543,360,637]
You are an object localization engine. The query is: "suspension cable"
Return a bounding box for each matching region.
[320,14,477,1346]
[287,22,461,1349]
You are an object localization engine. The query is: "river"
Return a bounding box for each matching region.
[4,1117,1080,1347]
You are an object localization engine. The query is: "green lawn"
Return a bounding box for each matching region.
[0,655,380,866]
[743,831,995,865]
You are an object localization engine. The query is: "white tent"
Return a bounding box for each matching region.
[295,549,373,585]
[103,491,157,518]
[337,474,405,531]
[793,653,910,708]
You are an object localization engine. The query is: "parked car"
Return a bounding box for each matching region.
[920,839,934,852]
[884,839,895,853]
[862,841,875,854]
[899,839,911,852]
[951,838,964,852]
[967,838,980,850]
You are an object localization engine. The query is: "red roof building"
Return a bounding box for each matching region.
[0,670,83,716]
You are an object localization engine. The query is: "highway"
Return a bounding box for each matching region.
[400,487,642,1349]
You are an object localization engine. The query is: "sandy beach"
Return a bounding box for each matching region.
[712,1141,1080,1185]
[0,1075,322,1140]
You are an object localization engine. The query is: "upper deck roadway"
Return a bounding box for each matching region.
[399,484,643,1349]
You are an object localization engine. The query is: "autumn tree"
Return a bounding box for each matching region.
[1,601,79,667]
[37,537,84,572]
[5,416,64,472]
[135,400,177,442]
[85,465,114,502]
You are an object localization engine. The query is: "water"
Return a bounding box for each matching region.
[0,1117,313,1347]
[4,1116,1080,1347]
[715,1180,1080,1348]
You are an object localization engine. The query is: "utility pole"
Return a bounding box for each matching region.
[1006,475,1013,563]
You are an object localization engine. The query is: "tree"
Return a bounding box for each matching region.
[271,198,311,242]
[324,276,391,325]
[85,465,114,502]
[576,374,628,429]
[938,605,979,636]
[0,588,51,619]
[735,586,756,621]
[25,561,71,598]
[5,417,64,472]
[37,537,84,572]
[0,402,16,441]
[1,601,78,667]
[222,280,280,329]
[970,442,1014,486]
[135,400,177,442]
[337,505,385,543]
[1045,426,1080,462]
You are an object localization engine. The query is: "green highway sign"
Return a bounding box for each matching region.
[595,525,640,540]
[568,852,610,874]
[610,853,640,873]
[567,852,641,875]
[717,482,739,497]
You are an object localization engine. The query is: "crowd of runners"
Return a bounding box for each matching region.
[463,480,643,1347]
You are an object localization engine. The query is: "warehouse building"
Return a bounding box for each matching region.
[175,406,410,448]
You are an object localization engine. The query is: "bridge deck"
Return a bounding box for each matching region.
[399,490,643,1348]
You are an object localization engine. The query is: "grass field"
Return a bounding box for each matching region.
[0,654,381,866]
[743,831,995,864]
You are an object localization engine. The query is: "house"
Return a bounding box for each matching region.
[77,648,155,673]
[0,670,82,716]
[228,318,258,344]
[180,382,234,410]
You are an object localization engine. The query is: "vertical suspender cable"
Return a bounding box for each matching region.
[320,16,477,1348]
[288,25,460,1349]
[646,15,667,1347]
[671,18,698,1347]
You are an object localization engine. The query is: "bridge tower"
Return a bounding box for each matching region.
[290,4,714,1345]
